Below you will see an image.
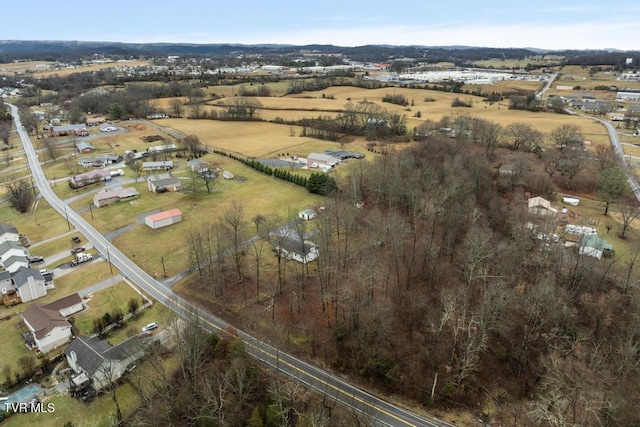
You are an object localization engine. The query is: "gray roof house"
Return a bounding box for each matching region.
[275,237,319,264]
[75,141,96,153]
[65,335,153,390]
[12,266,49,303]
[148,176,182,193]
[0,240,28,273]
[0,223,19,243]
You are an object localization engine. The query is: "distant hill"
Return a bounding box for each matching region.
[0,40,638,66]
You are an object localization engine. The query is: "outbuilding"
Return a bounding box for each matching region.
[299,209,317,221]
[145,209,183,229]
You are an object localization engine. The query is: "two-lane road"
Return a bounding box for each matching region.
[9,104,452,427]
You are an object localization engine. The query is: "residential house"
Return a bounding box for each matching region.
[142,161,173,171]
[306,153,339,169]
[274,237,319,264]
[69,170,111,189]
[11,266,49,303]
[579,235,613,259]
[298,209,317,221]
[50,124,88,137]
[43,293,84,317]
[21,304,72,353]
[76,141,96,154]
[148,177,181,193]
[528,196,558,217]
[0,223,19,243]
[93,188,139,208]
[498,164,516,176]
[187,158,210,174]
[0,240,29,273]
[86,117,106,126]
[145,209,183,229]
[78,157,107,168]
[65,335,152,390]
[78,154,122,168]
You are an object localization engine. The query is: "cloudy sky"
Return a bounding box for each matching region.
[3,0,639,50]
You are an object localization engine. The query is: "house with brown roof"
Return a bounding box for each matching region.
[69,170,111,189]
[21,304,72,353]
[92,188,139,208]
[43,293,84,317]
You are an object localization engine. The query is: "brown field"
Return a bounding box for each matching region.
[472,57,564,69]
[0,61,54,76]
[32,60,149,78]
[550,64,640,93]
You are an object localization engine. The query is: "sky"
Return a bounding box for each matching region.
[2,0,639,51]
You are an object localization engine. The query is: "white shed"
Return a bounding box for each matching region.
[145,209,183,229]
[222,170,234,180]
[299,209,317,221]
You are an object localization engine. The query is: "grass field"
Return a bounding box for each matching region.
[72,281,145,336]
[0,61,54,76]
[108,157,321,276]
[31,60,149,78]
[0,314,36,378]
[471,57,564,69]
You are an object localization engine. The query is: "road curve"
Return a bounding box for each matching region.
[589,115,640,203]
[9,104,452,427]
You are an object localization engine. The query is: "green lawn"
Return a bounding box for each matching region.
[0,315,36,380]
[72,281,143,336]
[3,382,140,427]
[0,199,70,243]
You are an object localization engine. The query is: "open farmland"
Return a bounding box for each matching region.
[31,60,149,78]
[0,60,54,76]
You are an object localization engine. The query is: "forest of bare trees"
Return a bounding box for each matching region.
[180,136,640,425]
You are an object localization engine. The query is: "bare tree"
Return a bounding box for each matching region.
[180,134,202,158]
[4,178,35,213]
[223,201,247,302]
[43,137,59,161]
[250,214,267,302]
[551,123,582,151]
[505,122,543,151]
[169,98,185,118]
[617,203,640,238]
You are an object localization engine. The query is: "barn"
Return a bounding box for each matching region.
[145,209,183,229]
[299,209,317,221]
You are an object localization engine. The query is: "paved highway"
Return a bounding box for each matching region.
[589,115,640,203]
[9,104,452,427]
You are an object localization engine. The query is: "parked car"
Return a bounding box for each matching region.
[141,322,158,332]
[70,246,86,254]
[72,236,81,244]
[27,255,44,264]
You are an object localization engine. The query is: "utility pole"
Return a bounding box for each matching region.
[161,256,167,278]
[107,246,113,275]
[89,203,94,219]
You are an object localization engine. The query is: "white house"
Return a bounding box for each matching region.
[0,241,29,272]
[275,237,319,264]
[12,267,49,303]
[43,293,84,317]
[142,161,173,171]
[21,304,72,353]
[65,335,153,391]
[0,223,20,243]
[306,153,339,169]
[528,197,558,217]
[222,170,234,180]
[145,209,183,229]
[299,209,317,221]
